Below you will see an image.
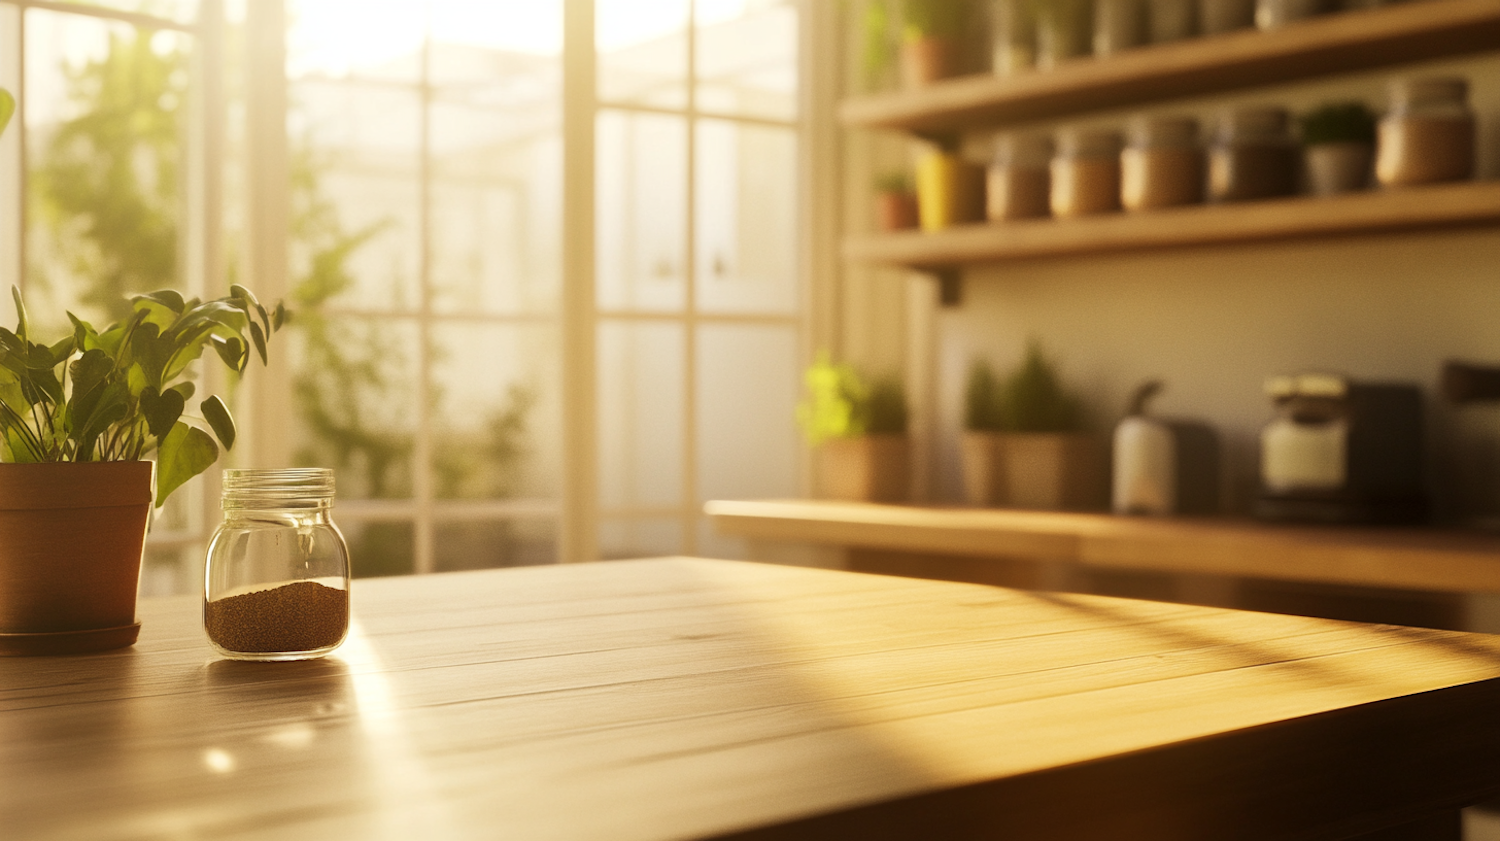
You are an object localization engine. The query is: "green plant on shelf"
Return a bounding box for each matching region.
[1299,102,1377,146]
[796,352,908,445]
[969,341,1083,434]
[874,170,913,194]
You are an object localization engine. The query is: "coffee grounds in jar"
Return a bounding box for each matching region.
[206,581,348,654]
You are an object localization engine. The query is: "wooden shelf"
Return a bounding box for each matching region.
[705,499,1500,595]
[843,180,1500,269]
[841,0,1500,136]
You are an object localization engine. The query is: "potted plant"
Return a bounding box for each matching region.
[960,342,1107,509]
[796,353,910,503]
[1299,102,1376,196]
[0,285,285,655]
[874,171,919,231]
[899,0,970,88]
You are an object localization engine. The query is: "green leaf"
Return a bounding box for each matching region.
[0,88,13,138]
[68,349,114,420]
[248,320,267,366]
[155,422,218,507]
[201,394,235,450]
[272,301,287,331]
[135,289,186,314]
[139,385,185,439]
[72,381,129,461]
[68,312,101,352]
[210,334,246,372]
[167,381,195,402]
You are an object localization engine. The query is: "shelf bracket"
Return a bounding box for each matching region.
[936,269,962,308]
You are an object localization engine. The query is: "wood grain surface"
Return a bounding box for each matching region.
[841,181,1500,270]
[7,558,1500,840]
[839,0,1500,134]
[705,499,1500,595]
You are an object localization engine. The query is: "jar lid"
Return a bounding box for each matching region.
[1055,127,1123,158]
[1388,76,1469,109]
[223,468,336,502]
[1215,106,1290,142]
[1127,115,1199,147]
[994,132,1054,168]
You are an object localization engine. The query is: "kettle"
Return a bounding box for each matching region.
[1113,381,1220,516]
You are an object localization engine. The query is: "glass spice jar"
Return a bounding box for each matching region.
[1375,77,1476,188]
[1208,106,1298,202]
[1121,114,1204,211]
[1051,127,1124,218]
[204,468,351,661]
[988,132,1054,221]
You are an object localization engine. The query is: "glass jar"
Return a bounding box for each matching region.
[992,0,1037,77]
[1121,115,1204,211]
[204,468,351,661]
[1375,77,1475,188]
[1208,106,1298,202]
[1051,127,1123,218]
[988,132,1054,221]
[1093,0,1145,58]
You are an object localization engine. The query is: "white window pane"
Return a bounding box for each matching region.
[430,323,561,502]
[600,517,683,560]
[696,324,799,502]
[695,119,798,314]
[431,102,561,315]
[0,5,19,306]
[287,0,425,82]
[599,321,685,510]
[24,10,192,332]
[290,316,422,500]
[598,0,687,108]
[64,0,200,26]
[597,110,687,312]
[428,0,562,59]
[696,0,798,121]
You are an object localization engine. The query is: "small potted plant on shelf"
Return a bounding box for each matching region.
[0,285,285,655]
[899,0,971,89]
[1299,101,1376,196]
[797,353,910,503]
[961,342,1107,510]
[874,171,919,231]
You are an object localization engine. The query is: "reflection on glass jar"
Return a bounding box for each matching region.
[1121,115,1204,211]
[1208,106,1298,202]
[1051,127,1124,218]
[988,132,1054,221]
[204,469,351,662]
[1376,77,1475,188]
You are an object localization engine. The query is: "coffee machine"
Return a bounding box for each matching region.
[1255,374,1426,524]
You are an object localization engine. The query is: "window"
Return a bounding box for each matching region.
[0,0,806,591]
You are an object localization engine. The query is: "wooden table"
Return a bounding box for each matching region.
[7,558,1500,841]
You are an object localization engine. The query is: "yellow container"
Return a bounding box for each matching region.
[916,151,985,231]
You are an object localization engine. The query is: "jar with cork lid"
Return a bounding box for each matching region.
[1121,115,1204,211]
[1375,77,1475,188]
[1208,106,1298,202]
[1051,127,1124,218]
[204,468,351,661]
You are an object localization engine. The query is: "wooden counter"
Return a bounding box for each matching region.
[705,499,1500,596]
[9,558,1500,840]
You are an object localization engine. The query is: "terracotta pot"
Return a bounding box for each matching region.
[818,436,910,503]
[875,191,919,231]
[0,461,153,656]
[961,431,1108,510]
[900,36,957,90]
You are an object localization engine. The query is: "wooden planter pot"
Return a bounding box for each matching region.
[818,435,911,503]
[962,432,1108,510]
[0,461,153,656]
